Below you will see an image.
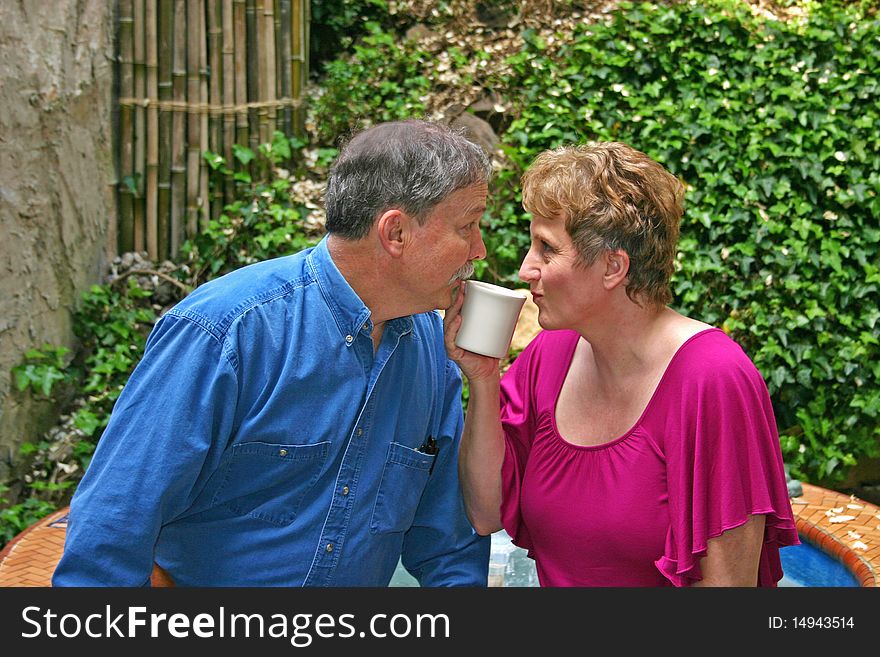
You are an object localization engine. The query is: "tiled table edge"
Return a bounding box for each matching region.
[790,482,879,587]
[0,508,69,586]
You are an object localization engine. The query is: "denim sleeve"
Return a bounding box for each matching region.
[400,359,490,587]
[52,313,239,586]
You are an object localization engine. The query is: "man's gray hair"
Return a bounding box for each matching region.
[324,120,492,239]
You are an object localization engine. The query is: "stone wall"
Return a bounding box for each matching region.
[0,1,116,481]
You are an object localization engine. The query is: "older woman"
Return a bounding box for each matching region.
[445,141,799,586]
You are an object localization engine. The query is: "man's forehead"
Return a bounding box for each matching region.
[448,184,487,207]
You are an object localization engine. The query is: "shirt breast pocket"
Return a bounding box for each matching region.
[214,440,330,526]
[370,441,435,535]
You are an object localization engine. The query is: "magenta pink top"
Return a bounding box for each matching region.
[499,328,800,587]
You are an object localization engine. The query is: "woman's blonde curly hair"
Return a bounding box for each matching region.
[521,141,685,308]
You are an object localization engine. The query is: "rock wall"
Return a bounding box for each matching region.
[0,1,116,480]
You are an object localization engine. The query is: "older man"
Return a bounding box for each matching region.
[53,120,491,586]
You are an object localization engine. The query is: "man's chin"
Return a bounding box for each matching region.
[439,288,456,310]
[431,284,459,312]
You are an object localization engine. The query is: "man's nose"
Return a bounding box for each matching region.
[470,227,487,260]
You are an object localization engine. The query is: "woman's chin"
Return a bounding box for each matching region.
[536,310,565,331]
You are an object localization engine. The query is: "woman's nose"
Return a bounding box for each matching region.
[518,249,539,283]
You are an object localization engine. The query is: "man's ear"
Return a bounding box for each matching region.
[376,209,406,258]
[603,249,630,290]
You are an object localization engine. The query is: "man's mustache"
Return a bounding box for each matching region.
[448,261,475,284]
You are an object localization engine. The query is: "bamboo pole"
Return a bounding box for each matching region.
[222,0,236,205]
[199,0,210,231]
[304,0,310,78]
[157,0,173,260]
[118,0,135,253]
[207,0,224,220]
[146,0,159,260]
[260,0,277,143]
[254,0,266,146]
[277,0,292,139]
[133,0,146,253]
[233,0,248,149]
[246,0,259,153]
[291,0,307,137]
[170,0,187,257]
[303,0,310,80]
[186,0,201,238]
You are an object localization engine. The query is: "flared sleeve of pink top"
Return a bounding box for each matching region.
[498,331,553,555]
[652,330,800,587]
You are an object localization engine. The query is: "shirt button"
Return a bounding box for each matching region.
[342,486,350,496]
[356,427,363,436]
[345,335,353,344]
[326,543,334,553]
[363,322,369,331]
[278,448,288,456]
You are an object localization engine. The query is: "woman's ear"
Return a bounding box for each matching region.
[376,209,406,258]
[603,249,630,290]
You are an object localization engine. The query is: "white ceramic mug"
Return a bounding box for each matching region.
[454,280,527,359]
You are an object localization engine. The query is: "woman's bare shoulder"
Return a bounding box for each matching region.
[663,310,714,345]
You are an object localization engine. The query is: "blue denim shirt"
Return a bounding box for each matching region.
[52,236,489,586]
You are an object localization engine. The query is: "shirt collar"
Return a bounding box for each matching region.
[308,236,413,344]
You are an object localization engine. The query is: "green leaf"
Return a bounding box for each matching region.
[232,143,255,165]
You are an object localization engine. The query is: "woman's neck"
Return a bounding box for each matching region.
[577,303,676,383]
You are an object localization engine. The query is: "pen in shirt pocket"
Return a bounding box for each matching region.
[418,435,439,474]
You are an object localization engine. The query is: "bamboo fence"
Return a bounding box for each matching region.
[116,0,310,260]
